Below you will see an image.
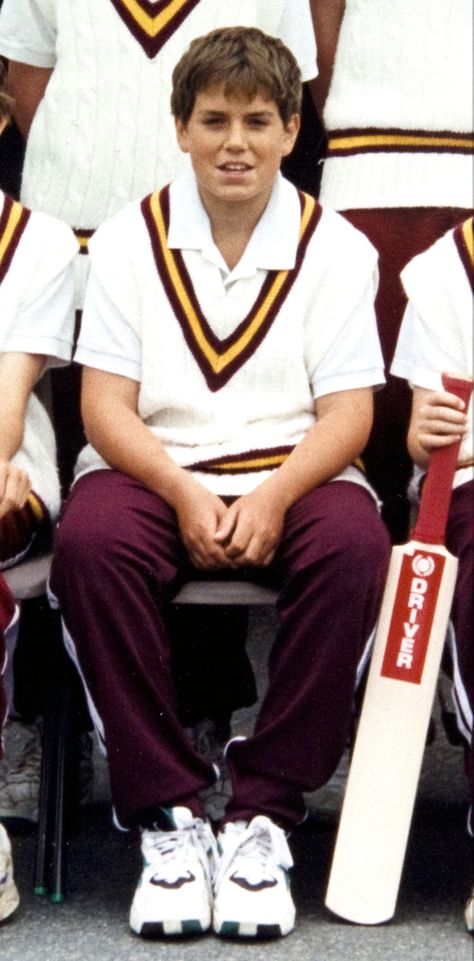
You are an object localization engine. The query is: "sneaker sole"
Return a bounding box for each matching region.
[131,917,209,938]
[214,918,293,939]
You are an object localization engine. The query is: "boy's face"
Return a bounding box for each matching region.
[175,84,299,214]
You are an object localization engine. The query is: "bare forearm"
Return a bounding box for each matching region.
[310,0,345,119]
[260,389,373,512]
[83,400,200,509]
[7,61,53,138]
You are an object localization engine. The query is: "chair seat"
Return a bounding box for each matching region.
[172,579,277,606]
[2,552,53,601]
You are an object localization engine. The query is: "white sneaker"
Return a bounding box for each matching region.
[129,806,217,938]
[213,815,295,938]
[0,822,19,922]
[465,886,474,934]
[0,719,41,822]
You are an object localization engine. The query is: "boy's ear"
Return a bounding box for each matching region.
[282,113,300,157]
[175,118,190,153]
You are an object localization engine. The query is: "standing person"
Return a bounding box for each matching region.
[311,0,473,542]
[391,217,473,934]
[0,0,319,819]
[50,27,390,939]
[0,60,76,907]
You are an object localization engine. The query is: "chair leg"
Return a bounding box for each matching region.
[34,617,73,903]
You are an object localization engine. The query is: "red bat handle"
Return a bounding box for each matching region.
[412,373,473,545]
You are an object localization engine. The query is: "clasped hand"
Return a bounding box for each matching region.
[174,483,286,570]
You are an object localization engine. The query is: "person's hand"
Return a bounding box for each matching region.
[214,486,286,568]
[0,461,31,520]
[415,389,468,455]
[173,481,234,570]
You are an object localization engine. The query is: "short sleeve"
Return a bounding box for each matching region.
[75,270,142,383]
[279,0,317,81]
[391,302,461,391]
[0,0,57,67]
[2,262,75,366]
[307,278,385,399]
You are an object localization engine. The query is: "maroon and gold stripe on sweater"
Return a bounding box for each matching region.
[73,228,95,255]
[188,445,296,475]
[142,186,322,391]
[453,217,474,293]
[0,195,30,285]
[326,128,474,158]
[109,0,201,59]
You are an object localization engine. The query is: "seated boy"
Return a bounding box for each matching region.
[0,62,77,917]
[391,217,473,935]
[50,27,390,939]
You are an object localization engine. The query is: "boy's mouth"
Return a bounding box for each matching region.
[218,163,253,172]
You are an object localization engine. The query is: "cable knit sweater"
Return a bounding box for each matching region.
[0,0,316,306]
[319,0,473,210]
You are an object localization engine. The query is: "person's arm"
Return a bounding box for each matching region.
[309,0,345,119]
[407,385,468,471]
[7,61,53,138]
[0,351,46,518]
[215,386,373,567]
[81,366,237,570]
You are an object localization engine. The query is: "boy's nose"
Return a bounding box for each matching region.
[224,122,246,150]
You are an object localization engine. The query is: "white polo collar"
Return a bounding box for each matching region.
[167,171,301,282]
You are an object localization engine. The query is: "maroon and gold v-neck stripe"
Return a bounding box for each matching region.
[109,0,201,59]
[141,186,322,391]
[453,217,474,294]
[0,196,30,285]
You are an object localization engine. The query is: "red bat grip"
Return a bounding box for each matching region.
[412,373,473,545]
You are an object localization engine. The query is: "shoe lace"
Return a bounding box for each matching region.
[215,817,293,890]
[143,818,218,885]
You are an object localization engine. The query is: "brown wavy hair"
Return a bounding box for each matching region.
[171,26,301,125]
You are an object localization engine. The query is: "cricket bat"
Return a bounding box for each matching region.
[325,372,473,925]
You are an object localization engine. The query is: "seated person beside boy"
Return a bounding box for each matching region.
[391,216,473,935]
[50,27,390,940]
[0,63,77,920]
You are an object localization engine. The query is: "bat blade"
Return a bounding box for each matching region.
[325,538,458,925]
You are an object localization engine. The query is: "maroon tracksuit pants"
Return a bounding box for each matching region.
[445,481,474,831]
[50,469,390,828]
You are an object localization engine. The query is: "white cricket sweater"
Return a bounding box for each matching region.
[319,0,473,210]
[74,172,384,498]
[0,191,77,519]
[392,218,473,488]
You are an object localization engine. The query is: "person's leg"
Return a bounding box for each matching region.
[0,496,50,823]
[50,469,218,827]
[213,482,390,938]
[51,469,221,937]
[225,481,390,827]
[445,482,473,825]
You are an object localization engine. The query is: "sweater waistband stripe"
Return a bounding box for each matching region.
[327,129,474,157]
[188,446,295,475]
[73,228,95,255]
